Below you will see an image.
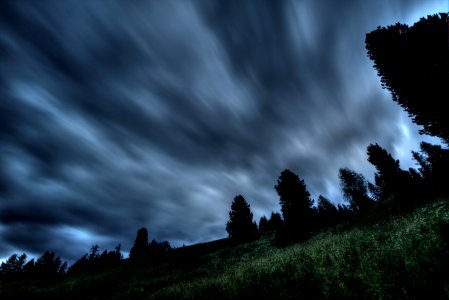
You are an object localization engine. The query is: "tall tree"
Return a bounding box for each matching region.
[226,195,258,241]
[366,13,449,143]
[367,144,402,201]
[275,169,313,238]
[130,227,149,259]
[339,168,374,213]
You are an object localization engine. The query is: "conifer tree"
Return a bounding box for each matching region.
[339,168,375,213]
[226,195,258,241]
[275,169,313,239]
[366,13,449,143]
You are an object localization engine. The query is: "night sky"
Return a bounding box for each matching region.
[1,0,446,264]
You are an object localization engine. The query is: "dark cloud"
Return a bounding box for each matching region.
[0,0,445,264]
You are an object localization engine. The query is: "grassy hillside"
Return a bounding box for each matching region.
[3,199,449,299]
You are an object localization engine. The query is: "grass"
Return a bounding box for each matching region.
[3,198,449,299]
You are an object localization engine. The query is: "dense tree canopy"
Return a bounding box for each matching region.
[366,13,449,143]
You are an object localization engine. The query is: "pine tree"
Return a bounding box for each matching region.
[367,143,416,209]
[339,168,375,213]
[413,142,449,198]
[366,13,449,143]
[226,195,258,241]
[274,169,313,239]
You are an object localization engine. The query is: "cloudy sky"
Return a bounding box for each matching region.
[0,0,446,264]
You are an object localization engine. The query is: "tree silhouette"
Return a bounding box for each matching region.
[35,251,66,278]
[258,216,269,233]
[316,195,339,229]
[366,13,449,143]
[130,227,149,259]
[336,203,354,223]
[148,240,172,258]
[367,144,402,201]
[412,142,449,198]
[260,212,284,234]
[68,244,122,275]
[68,254,89,275]
[23,258,36,278]
[0,252,66,281]
[0,253,27,281]
[366,143,417,209]
[89,245,100,260]
[317,195,337,214]
[339,168,375,213]
[268,212,283,232]
[275,169,313,239]
[226,195,258,241]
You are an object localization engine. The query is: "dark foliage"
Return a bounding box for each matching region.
[275,169,314,240]
[268,212,283,232]
[226,195,258,242]
[0,253,27,281]
[148,240,172,259]
[367,144,402,200]
[316,195,339,229]
[130,227,149,259]
[258,216,269,233]
[35,251,67,279]
[68,244,122,275]
[339,168,375,213]
[366,13,449,143]
[273,223,292,247]
[413,142,449,199]
[22,258,36,278]
[0,251,66,282]
[259,212,283,234]
[336,203,354,222]
[367,143,419,210]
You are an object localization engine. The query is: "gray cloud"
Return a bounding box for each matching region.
[0,0,445,264]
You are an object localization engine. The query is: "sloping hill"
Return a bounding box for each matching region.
[4,199,449,299]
